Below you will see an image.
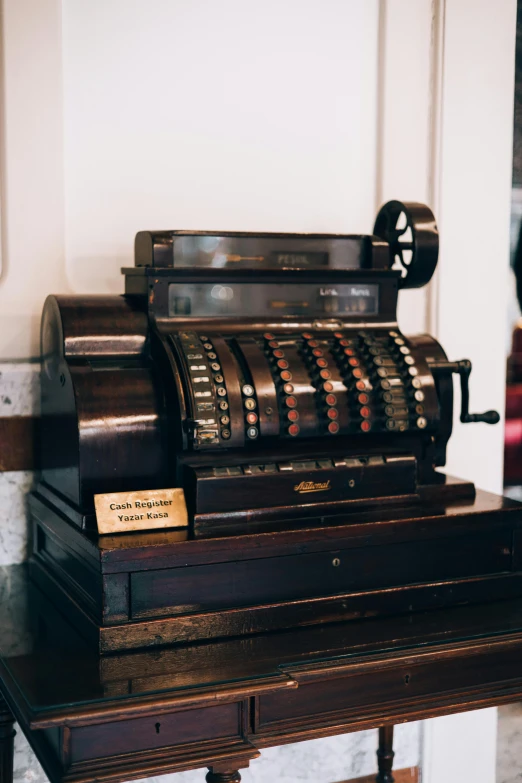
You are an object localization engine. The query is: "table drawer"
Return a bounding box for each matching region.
[256,643,522,733]
[70,702,243,763]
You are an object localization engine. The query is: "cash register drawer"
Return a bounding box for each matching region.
[130,529,512,619]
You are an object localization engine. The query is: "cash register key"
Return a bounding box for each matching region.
[327,408,339,420]
[213,374,224,383]
[361,420,372,432]
[356,380,367,392]
[416,404,425,415]
[395,338,405,346]
[323,381,334,392]
[242,384,255,396]
[203,343,213,350]
[348,357,359,367]
[302,332,313,339]
[288,423,300,437]
[358,393,369,404]
[220,415,230,425]
[277,359,289,370]
[210,362,221,371]
[328,421,340,434]
[244,398,257,410]
[344,348,355,356]
[408,366,419,376]
[339,338,351,347]
[414,390,425,402]
[199,335,208,341]
[264,332,275,340]
[400,345,411,354]
[307,339,319,348]
[334,332,344,339]
[389,330,399,337]
[411,377,422,389]
[246,412,258,425]
[207,352,217,360]
[273,349,285,358]
[221,429,231,439]
[417,416,428,429]
[247,426,259,439]
[216,387,227,397]
[268,340,279,348]
[280,370,292,382]
[218,400,229,411]
[317,358,328,368]
[404,355,415,365]
[283,383,294,394]
[360,406,371,418]
[287,409,299,422]
[312,348,323,357]
[353,368,363,379]
[320,369,332,380]
[285,396,297,408]
[325,393,337,406]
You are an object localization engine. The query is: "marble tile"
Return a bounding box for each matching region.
[497,703,522,783]
[0,363,40,416]
[14,728,48,783]
[0,472,34,566]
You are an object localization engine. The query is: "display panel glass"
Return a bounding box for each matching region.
[168,283,379,318]
[171,236,365,269]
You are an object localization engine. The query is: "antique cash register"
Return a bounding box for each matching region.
[30,201,522,653]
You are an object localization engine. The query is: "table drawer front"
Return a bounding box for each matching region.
[257,646,522,731]
[131,530,511,619]
[70,702,242,763]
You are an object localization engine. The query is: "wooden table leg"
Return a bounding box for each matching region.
[0,696,16,783]
[376,725,395,783]
[205,770,241,782]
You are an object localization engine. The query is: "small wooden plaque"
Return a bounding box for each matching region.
[94,488,188,535]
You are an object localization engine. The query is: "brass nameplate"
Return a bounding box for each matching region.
[94,488,188,535]
[294,479,332,494]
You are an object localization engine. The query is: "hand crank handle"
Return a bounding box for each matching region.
[429,359,500,425]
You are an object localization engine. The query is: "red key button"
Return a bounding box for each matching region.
[264,333,275,340]
[283,383,294,394]
[340,339,351,347]
[273,349,285,358]
[277,359,289,369]
[344,348,355,356]
[323,381,334,392]
[288,423,300,436]
[316,358,328,368]
[348,357,359,367]
[358,393,369,404]
[268,340,279,348]
[320,369,331,380]
[312,348,323,357]
[325,393,337,406]
[334,332,344,339]
[280,370,292,381]
[352,368,363,379]
[356,380,366,391]
[328,421,340,434]
[327,408,339,420]
[361,420,372,432]
[308,340,319,348]
[360,406,371,418]
[287,409,299,422]
[285,396,297,408]
[246,412,258,425]
[302,332,313,339]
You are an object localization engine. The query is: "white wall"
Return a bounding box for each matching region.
[62,0,379,294]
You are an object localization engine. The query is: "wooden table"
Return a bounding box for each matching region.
[2,565,522,783]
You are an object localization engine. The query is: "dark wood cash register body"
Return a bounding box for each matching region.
[30,201,515,654]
